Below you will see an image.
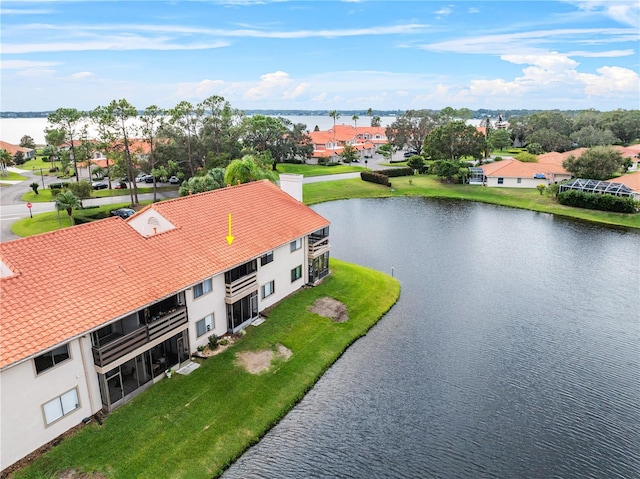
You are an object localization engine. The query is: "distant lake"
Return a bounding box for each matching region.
[0,115,400,145]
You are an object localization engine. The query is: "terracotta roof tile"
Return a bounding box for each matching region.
[0,180,329,369]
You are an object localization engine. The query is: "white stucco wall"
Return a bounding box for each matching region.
[257,239,307,311]
[185,274,228,350]
[0,337,100,471]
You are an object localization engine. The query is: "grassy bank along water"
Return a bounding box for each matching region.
[12,259,400,479]
[303,176,640,229]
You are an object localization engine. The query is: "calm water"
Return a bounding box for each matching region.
[224,198,640,479]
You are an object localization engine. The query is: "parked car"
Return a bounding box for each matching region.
[144,175,155,183]
[169,176,180,185]
[135,173,147,182]
[113,181,128,189]
[110,208,136,219]
[49,182,69,189]
[404,149,419,158]
[92,181,108,190]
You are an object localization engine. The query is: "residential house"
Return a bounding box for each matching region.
[308,124,387,159]
[604,171,640,200]
[0,179,330,472]
[473,159,572,187]
[0,140,35,160]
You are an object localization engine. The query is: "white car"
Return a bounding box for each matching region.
[169,176,180,185]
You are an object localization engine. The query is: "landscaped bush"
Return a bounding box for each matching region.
[360,171,391,186]
[208,334,219,350]
[377,167,414,177]
[73,210,110,224]
[557,190,637,213]
[326,162,341,166]
[317,157,330,165]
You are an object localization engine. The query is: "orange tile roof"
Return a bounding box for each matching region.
[0,141,33,156]
[607,171,640,192]
[481,159,568,178]
[0,180,329,369]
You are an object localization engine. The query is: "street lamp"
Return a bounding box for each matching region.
[40,168,45,189]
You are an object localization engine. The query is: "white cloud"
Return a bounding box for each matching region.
[567,49,635,57]
[468,7,480,14]
[71,71,93,79]
[572,1,640,27]
[244,71,310,100]
[16,68,56,77]
[434,7,452,16]
[580,66,640,96]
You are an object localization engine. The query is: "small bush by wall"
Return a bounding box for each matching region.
[557,190,637,213]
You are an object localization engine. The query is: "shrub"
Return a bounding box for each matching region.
[326,162,341,167]
[515,152,538,163]
[360,171,391,186]
[219,339,229,346]
[377,167,414,178]
[494,156,503,162]
[557,190,637,213]
[208,334,219,350]
[317,157,330,165]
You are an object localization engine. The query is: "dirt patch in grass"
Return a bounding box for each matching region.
[237,344,292,374]
[309,297,349,322]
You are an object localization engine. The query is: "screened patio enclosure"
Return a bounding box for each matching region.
[559,178,635,197]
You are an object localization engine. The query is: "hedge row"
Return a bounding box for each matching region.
[557,190,637,213]
[377,167,414,178]
[360,171,391,186]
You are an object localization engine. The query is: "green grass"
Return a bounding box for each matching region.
[275,163,364,177]
[0,171,28,182]
[10,202,141,236]
[16,157,62,172]
[303,175,640,229]
[13,259,400,479]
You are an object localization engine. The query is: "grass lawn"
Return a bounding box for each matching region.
[11,202,142,236]
[304,175,640,229]
[13,259,400,479]
[275,163,364,177]
[0,171,28,182]
[16,157,63,173]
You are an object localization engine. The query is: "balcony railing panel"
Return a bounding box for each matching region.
[92,307,187,367]
[225,272,258,303]
[309,239,330,258]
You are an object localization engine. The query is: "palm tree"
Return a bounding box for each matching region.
[352,114,360,160]
[55,190,81,226]
[329,110,340,159]
[366,108,373,126]
[224,155,277,185]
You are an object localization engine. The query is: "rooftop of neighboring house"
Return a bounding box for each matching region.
[481,158,569,178]
[607,171,640,192]
[0,180,329,370]
[0,140,34,156]
[537,145,640,167]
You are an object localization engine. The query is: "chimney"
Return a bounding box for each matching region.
[278,174,303,202]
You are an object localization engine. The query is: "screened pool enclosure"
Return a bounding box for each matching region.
[559,178,635,197]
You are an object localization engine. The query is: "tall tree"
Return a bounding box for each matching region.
[200,95,244,161]
[597,109,640,144]
[140,105,165,202]
[169,101,203,176]
[19,135,36,149]
[178,168,226,196]
[562,146,625,180]
[47,108,85,181]
[92,100,140,205]
[386,110,438,153]
[328,110,340,158]
[423,121,486,161]
[488,129,512,152]
[570,126,618,148]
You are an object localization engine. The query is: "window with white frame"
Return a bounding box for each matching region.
[196,314,215,337]
[260,251,274,266]
[193,278,213,298]
[261,280,275,298]
[43,388,79,426]
[291,265,302,282]
[34,344,70,375]
[290,238,302,252]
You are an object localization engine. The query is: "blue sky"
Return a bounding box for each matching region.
[1,0,639,112]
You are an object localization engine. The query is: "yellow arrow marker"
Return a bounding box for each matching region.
[226,213,235,245]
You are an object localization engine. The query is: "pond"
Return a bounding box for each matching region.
[223,198,640,479]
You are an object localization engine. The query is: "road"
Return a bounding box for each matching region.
[0,150,404,242]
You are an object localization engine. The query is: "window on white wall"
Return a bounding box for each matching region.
[290,238,302,252]
[261,280,275,298]
[291,265,302,282]
[34,344,70,374]
[196,314,215,337]
[43,388,79,426]
[260,251,274,266]
[193,278,213,298]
